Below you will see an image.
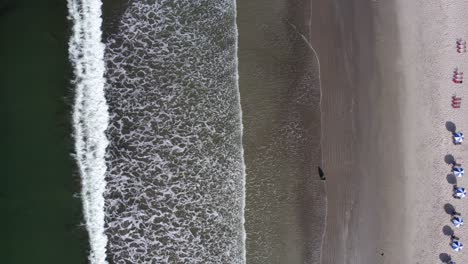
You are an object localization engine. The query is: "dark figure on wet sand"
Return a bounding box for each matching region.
[318,166,326,181]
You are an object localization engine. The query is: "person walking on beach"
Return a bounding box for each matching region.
[318,166,326,181]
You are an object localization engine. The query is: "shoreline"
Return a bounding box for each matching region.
[238,0,326,262]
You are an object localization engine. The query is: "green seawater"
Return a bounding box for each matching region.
[0,0,88,263]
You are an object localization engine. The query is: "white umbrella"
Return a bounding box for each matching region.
[455,187,466,198]
[452,216,464,228]
[454,167,465,177]
[452,240,463,252]
[454,132,464,144]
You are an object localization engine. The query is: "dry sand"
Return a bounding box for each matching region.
[396,0,468,263]
[307,0,468,263]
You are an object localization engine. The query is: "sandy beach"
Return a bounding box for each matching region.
[396,0,468,263]
[309,0,406,262]
[306,0,468,263]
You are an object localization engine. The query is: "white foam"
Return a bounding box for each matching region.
[67,0,109,263]
[102,1,246,262]
[232,0,247,262]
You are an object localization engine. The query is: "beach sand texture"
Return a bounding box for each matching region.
[238,0,325,263]
[310,0,406,262]
[309,0,468,263]
[397,0,468,263]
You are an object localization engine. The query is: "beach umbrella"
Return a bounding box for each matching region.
[451,240,463,252]
[455,187,466,198]
[452,216,464,228]
[454,132,464,144]
[454,167,465,177]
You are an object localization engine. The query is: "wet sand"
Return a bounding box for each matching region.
[238,0,405,262]
[309,0,406,263]
[237,0,325,263]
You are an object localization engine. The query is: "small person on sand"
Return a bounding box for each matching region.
[318,166,326,181]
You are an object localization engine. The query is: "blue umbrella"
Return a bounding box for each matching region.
[452,216,464,228]
[452,240,463,251]
[454,167,465,178]
[454,132,464,144]
[455,187,466,198]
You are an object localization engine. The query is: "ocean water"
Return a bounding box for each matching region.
[68,0,325,263]
[102,0,246,263]
[2,1,88,263]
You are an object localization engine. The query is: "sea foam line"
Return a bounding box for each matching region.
[67,0,109,263]
[232,0,247,262]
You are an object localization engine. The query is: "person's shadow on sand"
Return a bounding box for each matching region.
[439,253,453,263]
[446,121,457,133]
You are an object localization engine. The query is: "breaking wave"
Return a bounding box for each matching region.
[67,0,109,263]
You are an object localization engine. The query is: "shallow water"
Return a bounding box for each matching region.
[102,1,246,263]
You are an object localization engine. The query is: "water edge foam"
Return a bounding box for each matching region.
[67,0,109,263]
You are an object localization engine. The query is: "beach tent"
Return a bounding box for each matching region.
[451,240,463,252]
[454,187,466,198]
[454,167,465,177]
[454,132,464,144]
[452,216,464,228]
